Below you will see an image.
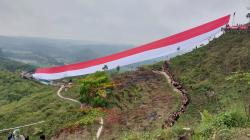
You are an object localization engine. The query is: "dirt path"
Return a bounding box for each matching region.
[56,85,104,140]
[154,61,190,128]
[152,71,180,93]
[0,121,45,133]
[57,85,81,104]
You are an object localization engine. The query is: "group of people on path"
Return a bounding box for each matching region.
[225,24,249,31]
[162,61,190,128]
[7,129,45,140]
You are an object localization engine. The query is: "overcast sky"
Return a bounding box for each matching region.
[0,0,249,44]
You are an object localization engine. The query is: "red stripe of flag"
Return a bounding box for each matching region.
[36,15,230,74]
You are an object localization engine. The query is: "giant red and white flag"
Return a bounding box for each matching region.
[33,15,230,80]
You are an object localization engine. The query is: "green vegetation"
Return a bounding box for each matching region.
[119,127,186,140]
[226,72,250,84]
[0,57,35,72]
[72,108,105,126]
[195,110,249,139]
[0,58,103,139]
[79,72,114,107]
[119,32,250,139]
[1,32,250,139]
[167,32,250,138]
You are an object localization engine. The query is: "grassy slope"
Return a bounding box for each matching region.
[1,32,249,139]
[59,69,181,140]
[168,32,250,137]
[119,32,250,139]
[0,59,84,139]
[0,58,180,139]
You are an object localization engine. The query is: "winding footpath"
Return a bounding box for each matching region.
[154,61,190,128]
[57,85,104,140]
[57,85,81,104]
[0,121,45,133]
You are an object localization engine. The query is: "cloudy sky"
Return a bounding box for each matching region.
[0,0,249,44]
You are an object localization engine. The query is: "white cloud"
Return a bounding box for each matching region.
[0,0,249,44]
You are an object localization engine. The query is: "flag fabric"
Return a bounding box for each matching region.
[33,15,230,80]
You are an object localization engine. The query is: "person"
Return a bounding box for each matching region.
[25,136,29,140]
[8,133,13,140]
[40,134,45,140]
[102,65,108,71]
[9,129,25,140]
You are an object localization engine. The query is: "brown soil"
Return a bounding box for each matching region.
[101,68,180,139]
[53,67,180,140]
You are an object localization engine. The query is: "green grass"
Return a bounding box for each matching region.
[167,32,250,138]
[120,32,250,139]
[0,59,103,139]
[1,32,250,139]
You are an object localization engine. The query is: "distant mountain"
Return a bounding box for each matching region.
[0,57,35,72]
[0,35,133,67]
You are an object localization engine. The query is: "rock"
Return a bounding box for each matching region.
[183,127,191,131]
[247,134,250,137]
[139,104,147,109]
[147,112,157,121]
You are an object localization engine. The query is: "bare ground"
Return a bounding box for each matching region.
[52,68,180,140]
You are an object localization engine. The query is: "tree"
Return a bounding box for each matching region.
[79,72,114,108]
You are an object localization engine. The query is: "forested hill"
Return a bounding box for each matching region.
[0,57,35,72]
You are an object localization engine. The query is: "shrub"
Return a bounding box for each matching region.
[214,111,248,128]
[79,71,114,107]
[197,110,249,139]
[74,108,104,126]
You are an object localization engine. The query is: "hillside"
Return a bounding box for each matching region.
[0,35,133,67]
[108,32,250,139]
[0,32,250,140]
[0,58,85,139]
[0,58,180,139]
[0,57,35,72]
[167,32,250,139]
[170,31,250,119]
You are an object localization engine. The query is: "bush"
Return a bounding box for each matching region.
[79,71,114,107]
[214,111,248,128]
[74,108,104,126]
[197,110,249,139]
